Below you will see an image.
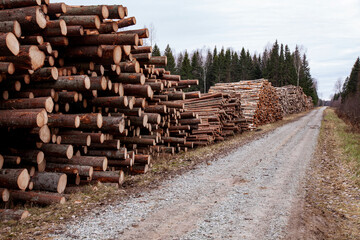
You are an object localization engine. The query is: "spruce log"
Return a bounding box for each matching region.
[0,62,15,74]
[78,113,102,129]
[92,170,124,184]
[59,15,101,29]
[106,5,125,19]
[32,75,90,91]
[31,172,67,193]
[46,156,107,171]
[0,209,29,220]
[70,33,138,46]
[98,22,118,34]
[0,97,53,113]
[0,0,41,9]
[118,61,140,73]
[0,45,45,70]
[10,190,66,205]
[86,149,127,160]
[117,17,136,28]
[40,143,73,159]
[65,5,109,19]
[0,6,46,30]
[47,2,67,15]
[48,114,80,128]
[89,139,119,150]
[0,109,46,127]
[66,25,83,36]
[123,84,152,98]
[0,32,19,56]
[58,133,90,146]
[101,116,125,133]
[0,168,29,190]
[65,46,103,58]
[31,67,58,81]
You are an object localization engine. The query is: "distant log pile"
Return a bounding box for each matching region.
[276,85,313,115]
[209,79,283,130]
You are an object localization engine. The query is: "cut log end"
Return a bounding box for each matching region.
[74,115,80,128]
[36,7,47,29]
[13,21,22,38]
[86,135,91,146]
[102,6,109,19]
[1,188,10,202]
[17,169,30,190]
[66,145,74,159]
[6,32,20,56]
[59,19,67,36]
[97,113,103,128]
[37,151,44,164]
[84,76,91,89]
[45,97,54,113]
[94,15,101,29]
[51,67,59,80]
[57,174,67,193]
[39,125,51,143]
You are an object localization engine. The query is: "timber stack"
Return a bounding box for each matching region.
[0,0,202,217]
[209,79,283,130]
[276,85,313,115]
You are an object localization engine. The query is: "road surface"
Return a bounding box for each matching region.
[54,107,325,240]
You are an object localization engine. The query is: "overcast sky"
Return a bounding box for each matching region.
[58,0,360,100]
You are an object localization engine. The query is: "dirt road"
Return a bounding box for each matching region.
[54,107,325,240]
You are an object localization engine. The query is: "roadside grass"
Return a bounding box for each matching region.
[0,109,310,239]
[325,108,360,184]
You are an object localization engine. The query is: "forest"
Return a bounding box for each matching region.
[152,41,319,105]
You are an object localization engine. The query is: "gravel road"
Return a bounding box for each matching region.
[54,107,325,240]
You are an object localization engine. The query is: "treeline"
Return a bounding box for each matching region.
[152,41,319,105]
[332,57,360,129]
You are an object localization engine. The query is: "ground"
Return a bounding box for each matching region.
[1,108,359,240]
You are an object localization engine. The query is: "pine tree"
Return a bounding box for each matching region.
[164,44,176,73]
[152,44,161,56]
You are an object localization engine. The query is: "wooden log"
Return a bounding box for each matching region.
[128,115,148,127]
[86,149,127,159]
[65,46,102,58]
[89,139,119,150]
[0,6,46,30]
[0,188,9,202]
[78,113,103,129]
[0,62,15,74]
[44,36,69,47]
[65,5,109,19]
[10,190,65,205]
[0,0,41,9]
[48,114,80,128]
[0,109,46,127]
[40,143,73,159]
[58,133,91,146]
[158,101,184,109]
[118,137,155,146]
[0,209,29,220]
[139,56,167,66]
[130,164,148,174]
[47,163,93,177]
[113,73,145,84]
[47,2,67,15]
[31,172,67,193]
[0,45,45,70]
[66,25,83,36]
[106,5,125,19]
[96,45,121,64]
[0,168,29,190]
[98,22,118,34]
[59,15,101,29]
[91,96,128,108]
[92,170,124,184]
[131,46,152,54]
[32,75,90,91]
[123,84,152,98]
[144,105,167,114]
[0,97,53,113]
[101,116,125,133]
[8,149,44,164]
[46,156,107,171]
[31,67,58,81]
[134,154,151,165]
[0,20,21,38]
[143,113,161,124]
[70,33,138,46]
[118,61,140,73]
[42,20,67,36]
[117,17,136,28]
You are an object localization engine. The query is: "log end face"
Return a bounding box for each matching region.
[59,196,66,204]
[1,188,9,202]
[13,20,22,38]
[59,19,67,36]
[97,113,103,128]
[94,16,101,29]
[17,169,30,191]
[45,97,54,113]
[39,125,51,143]
[0,154,3,169]
[100,133,105,143]
[140,74,145,85]
[113,46,121,64]
[86,135,91,146]
[66,145,74,159]
[6,32,20,56]
[102,157,108,171]
[84,76,91,89]
[36,7,47,29]
[51,67,59,80]
[119,119,125,133]
[101,76,107,90]
[119,170,124,184]
[74,115,80,128]
[57,174,67,194]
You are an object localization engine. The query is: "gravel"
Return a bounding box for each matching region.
[53,107,325,240]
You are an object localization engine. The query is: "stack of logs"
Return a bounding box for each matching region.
[209,79,283,130]
[276,85,313,115]
[0,0,203,219]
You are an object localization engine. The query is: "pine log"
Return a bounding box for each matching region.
[0,109,46,127]
[0,97,53,113]
[47,2,67,15]
[86,149,127,160]
[58,133,91,146]
[106,5,125,19]
[117,17,136,28]
[123,84,152,98]
[70,33,138,46]
[32,75,90,91]
[46,156,107,171]
[48,114,80,128]
[0,21,21,39]
[42,20,67,36]
[78,113,102,129]
[0,6,46,30]
[65,5,109,19]
[66,25,83,36]
[98,22,118,34]
[90,96,128,108]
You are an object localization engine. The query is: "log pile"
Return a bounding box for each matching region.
[275,85,313,115]
[0,0,202,216]
[209,79,283,130]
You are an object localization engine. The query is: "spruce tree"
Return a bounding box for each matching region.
[180,51,192,80]
[164,44,176,73]
[204,49,213,92]
[342,57,360,100]
[152,44,161,56]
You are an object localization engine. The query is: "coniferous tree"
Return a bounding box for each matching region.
[152,44,161,56]
[190,50,203,91]
[203,49,213,92]
[175,52,184,75]
[164,44,176,73]
[180,51,192,80]
[342,57,360,100]
[284,45,297,85]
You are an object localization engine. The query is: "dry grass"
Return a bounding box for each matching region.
[0,110,310,240]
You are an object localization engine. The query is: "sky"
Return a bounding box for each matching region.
[57,0,360,100]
